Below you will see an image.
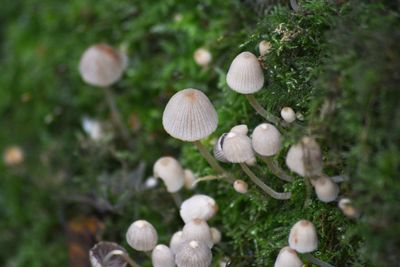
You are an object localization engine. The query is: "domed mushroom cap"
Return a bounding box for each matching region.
[259,40,272,56]
[182,219,213,248]
[233,179,248,194]
[288,220,318,253]
[89,241,127,267]
[194,48,212,67]
[126,220,158,252]
[222,132,254,163]
[170,231,186,254]
[79,44,125,87]
[152,244,175,267]
[226,51,264,94]
[251,123,282,156]
[180,194,218,223]
[210,227,222,244]
[184,169,197,189]
[162,88,218,142]
[314,176,339,203]
[274,246,303,267]
[285,137,323,177]
[153,156,185,193]
[175,240,212,267]
[338,198,360,219]
[230,124,249,135]
[280,107,296,123]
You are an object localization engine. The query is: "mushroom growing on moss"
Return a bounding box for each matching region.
[126,220,158,252]
[280,107,296,123]
[182,219,213,249]
[180,194,218,223]
[152,244,175,267]
[233,179,248,194]
[313,176,339,203]
[194,48,212,67]
[274,246,303,267]
[259,40,272,57]
[175,240,212,267]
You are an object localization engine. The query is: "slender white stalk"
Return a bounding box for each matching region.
[260,156,293,182]
[245,94,280,125]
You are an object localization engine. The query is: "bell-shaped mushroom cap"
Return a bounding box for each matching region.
[222,132,254,163]
[194,48,212,67]
[233,179,248,194]
[79,44,125,87]
[89,241,127,267]
[251,123,282,156]
[259,40,272,56]
[180,194,218,223]
[230,124,249,135]
[288,220,318,253]
[280,107,296,123]
[152,244,175,267]
[170,231,186,254]
[162,88,218,142]
[285,137,323,177]
[210,227,222,244]
[175,240,212,267]
[338,198,360,219]
[153,157,185,193]
[314,176,339,203]
[213,133,229,162]
[182,219,213,248]
[226,51,264,94]
[126,220,158,252]
[274,246,303,267]
[184,169,197,189]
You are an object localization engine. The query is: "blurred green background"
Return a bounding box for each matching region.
[0,0,399,266]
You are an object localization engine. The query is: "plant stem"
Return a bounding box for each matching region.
[104,250,141,267]
[303,253,335,267]
[193,141,235,182]
[193,175,226,186]
[239,163,291,200]
[171,192,182,207]
[304,176,313,208]
[260,156,294,182]
[245,94,280,125]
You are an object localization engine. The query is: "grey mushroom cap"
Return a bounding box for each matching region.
[288,220,318,253]
[222,132,255,163]
[126,220,158,252]
[152,244,176,267]
[89,241,127,267]
[274,246,303,267]
[175,240,212,267]
[213,133,229,162]
[182,219,214,249]
[162,88,218,142]
[251,123,282,156]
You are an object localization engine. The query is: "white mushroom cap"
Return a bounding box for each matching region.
[274,246,303,267]
[162,88,218,142]
[285,137,323,177]
[180,194,218,223]
[170,231,186,255]
[184,169,197,189]
[338,198,360,219]
[222,132,254,163]
[153,157,185,193]
[152,244,175,267]
[210,227,222,244]
[213,133,229,162]
[259,40,272,56]
[182,219,213,248]
[280,107,296,123]
[230,124,249,135]
[126,220,158,252]
[233,179,248,194]
[251,123,282,156]
[194,48,212,67]
[313,176,339,203]
[79,44,125,87]
[226,51,264,94]
[3,145,24,166]
[89,242,127,267]
[245,156,257,166]
[175,240,212,267]
[288,220,318,253]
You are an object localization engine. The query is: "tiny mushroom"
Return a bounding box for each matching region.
[288,220,318,253]
[338,198,360,219]
[152,244,175,267]
[259,40,272,56]
[170,230,186,255]
[89,242,128,267]
[175,240,212,267]
[313,176,339,203]
[194,48,212,67]
[233,179,248,194]
[210,227,222,244]
[230,124,249,135]
[182,219,214,248]
[153,156,185,193]
[274,246,303,267]
[180,194,218,223]
[126,220,158,252]
[280,107,296,123]
[3,145,24,166]
[184,169,197,189]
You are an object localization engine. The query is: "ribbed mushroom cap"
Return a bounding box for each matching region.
[259,40,272,56]
[222,132,254,163]
[79,44,125,87]
[180,194,218,223]
[233,179,248,194]
[314,176,339,203]
[194,48,212,67]
[251,123,282,156]
[170,231,186,255]
[153,156,185,193]
[152,244,175,267]
[175,240,212,267]
[210,227,222,244]
[280,107,296,123]
[230,124,249,135]
[89,241,127,267]
[126,220,158,252]
[213,133,229,162]
[226,51,264,94]
[184,169,197,189]
[182,219,213,248]
[274,246,303,267]
[288,220,318,253]
[285,137,323,177]
[162,88,218,142]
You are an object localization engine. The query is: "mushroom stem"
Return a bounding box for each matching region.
[303,253,335,267]
[245,94,280,125]
[193,141,235,182]
[104,249,141,267]
[260,156,294,182]
[102,86,131,145]
[239,163,291,200]
[304,177,313,208]
[171,192,182,207]
[193,175,226,186]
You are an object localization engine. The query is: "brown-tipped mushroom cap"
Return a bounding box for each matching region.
[194,48,212,67]
[314,176,339,203]
[280,107,296,123]
[163,88,218,142]
[153,156,185,193]
[233,179,248,194]
[175,240,212,267]
[182,219,213,248]
[222,132,254,163]
[251,123,282,156]
[226,51,264,94]
[274,246,303,267]
[180,194,218,223]
[288,220,318,253]
[126,220,158,252]
[259,40,272,56]
[152,244,175,267]
[89,241,127,267]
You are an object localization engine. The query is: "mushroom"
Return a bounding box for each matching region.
[162,88,233,180]
[226,51,280,124]
[274,246,303,267]
[182,219,213,248]
[90,241,139,267]
[233,179,248,194]
[223,132,291,200]
[280,107,296,123]
[338,198,360,219]
[3,145,24,166]
[230,124,249,135]
[251,123,294,182]
[184,169,197,190]
[175,240,212,267]
[153,157,185,193]
[259,40,272,57]
[152,244,175,267]
[126,220,158,252]
[180,194,218,223]
[313,176,339,203]
[194,48,212,67]
[210,227,222,244]
[170,231,186,255]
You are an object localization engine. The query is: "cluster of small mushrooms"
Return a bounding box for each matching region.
[78,40,359,266]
